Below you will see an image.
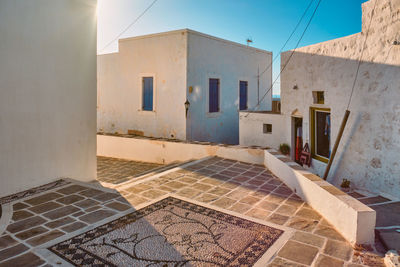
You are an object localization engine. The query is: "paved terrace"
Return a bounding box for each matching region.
[97,156,165,184]
[0,157,386,266]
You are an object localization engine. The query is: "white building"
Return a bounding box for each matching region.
[240,0,400,199]
[97,29,272,145]
[0,0,97,197]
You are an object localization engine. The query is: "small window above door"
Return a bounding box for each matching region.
[312,91,325,104]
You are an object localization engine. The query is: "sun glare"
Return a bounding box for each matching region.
[96,1,101,17]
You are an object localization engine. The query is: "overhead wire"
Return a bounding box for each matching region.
[346,0,378,110]
[257,0,316,78]
[98,0,158,54]
[244,0,323,117]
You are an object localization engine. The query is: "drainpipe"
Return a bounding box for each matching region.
[323,110,350,180]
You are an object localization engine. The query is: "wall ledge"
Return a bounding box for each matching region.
[264,149,376,245]
[97,134,266,165]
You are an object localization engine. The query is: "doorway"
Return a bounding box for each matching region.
[292,117,303,164]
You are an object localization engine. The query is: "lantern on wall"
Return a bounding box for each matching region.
[184,100,190,118]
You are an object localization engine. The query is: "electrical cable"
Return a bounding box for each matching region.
[244,0,323,117]
[258,0,316,78]
[98,0,158,54]
[346,0,378,110]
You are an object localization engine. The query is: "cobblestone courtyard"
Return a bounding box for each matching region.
[0,157,385,266]
[97,156,165,184]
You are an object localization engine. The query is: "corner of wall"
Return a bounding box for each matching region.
[184,30,190,141]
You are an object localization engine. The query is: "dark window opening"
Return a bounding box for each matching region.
[312,91,325,104]
[239,81,248,110]
[316,111,330,158]
[209,78,220,113]
[142,77,153,111]
[263,124,272,134]
[311,108,330,161]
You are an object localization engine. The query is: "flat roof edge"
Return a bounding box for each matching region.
[186,29,272,54]
[282,32,360,54]
[119,28,272,54]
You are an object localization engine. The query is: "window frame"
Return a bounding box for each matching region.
[310,107,331,163]
[312,91,325,104]
[139,74,156,113]
[239,80,248,111]
[208,78,220,113]
[263,123,272,134]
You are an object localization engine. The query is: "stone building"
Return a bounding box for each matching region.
[97,29,272,145]
[240,0,400,199]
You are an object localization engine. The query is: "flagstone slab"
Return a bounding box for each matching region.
[0,243,29,261]
[78,209,116,224]
[26,230,64,246]
[24,192,63,206]
[0,236,18,250]
[7,216,47,233]
[277,240,319,265]
[314,254,344,267]
[0,252,45,267]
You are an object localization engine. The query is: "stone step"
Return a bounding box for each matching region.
[371,202,400,228]
[377,229,400,252]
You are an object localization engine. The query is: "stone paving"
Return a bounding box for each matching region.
[0,156,386,266]
[115,157,386,267]
[0,182,134,266]
[97,156,164,184]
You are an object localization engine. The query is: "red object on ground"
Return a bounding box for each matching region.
[300,143,311,167]
[295,136,302,162]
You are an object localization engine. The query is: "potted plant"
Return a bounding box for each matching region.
[340,179,351,192]
[279,143,290,155]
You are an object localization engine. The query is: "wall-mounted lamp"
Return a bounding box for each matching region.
[293,84,299,90]
[184,100,190,118]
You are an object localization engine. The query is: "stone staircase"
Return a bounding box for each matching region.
[350,192,400,252]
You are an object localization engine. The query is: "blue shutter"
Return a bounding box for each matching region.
[142,77,153,111]
[209,79,219,113]
[239,81,248,110]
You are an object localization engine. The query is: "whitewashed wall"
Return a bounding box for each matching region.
[97,134,265,165]
[0,0,97,197]
[239,112,289,149]
[97,30,188,140]
[98,29,272,145]
[276,0,400,198]
[186,31,272,145]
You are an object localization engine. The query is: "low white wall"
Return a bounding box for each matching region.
[97,135,265,165]
[264,149,376,245]
[239,112,288,149]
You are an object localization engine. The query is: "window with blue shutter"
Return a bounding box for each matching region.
[239,81,248,110]
[142,77,153,111]
[209,78,219,113]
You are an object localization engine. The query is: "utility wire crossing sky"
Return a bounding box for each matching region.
[97,0,368,95]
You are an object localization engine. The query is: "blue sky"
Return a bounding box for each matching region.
[97,0,368,95]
